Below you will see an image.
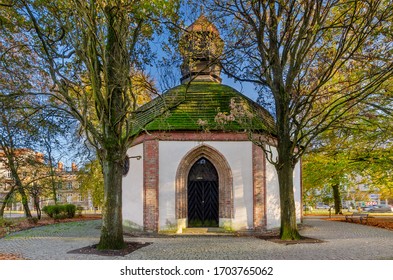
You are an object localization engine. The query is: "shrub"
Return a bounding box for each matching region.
[0,218,14,227]
[42,204,76,219]
[64,204,76,218]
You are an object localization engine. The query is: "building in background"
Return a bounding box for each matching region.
[0,149,94,213]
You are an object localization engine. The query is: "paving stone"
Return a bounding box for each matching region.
[0,218,392,260]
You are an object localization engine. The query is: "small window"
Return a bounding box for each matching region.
[67,182,73,189]
[66,194,72,203]
[7,170,12,178]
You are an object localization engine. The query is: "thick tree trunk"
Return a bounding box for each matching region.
[97,151,125,250]
[96,6,128,250]
[277,160,301,240]
[275,90,301,240]
[332,184,342,214]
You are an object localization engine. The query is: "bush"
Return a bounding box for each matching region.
[0,218,14,227]
[64,204,76,218]
[42,204,76,219]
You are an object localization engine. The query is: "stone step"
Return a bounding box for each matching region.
[180,227,235,235]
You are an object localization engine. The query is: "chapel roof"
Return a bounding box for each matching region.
[130,16,275,137]
[131,82,276,135]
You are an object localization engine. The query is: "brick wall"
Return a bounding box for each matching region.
[253,144,266,230]
[143,140,159,231]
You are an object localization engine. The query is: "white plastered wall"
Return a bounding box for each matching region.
[265,146,302,229]
[122,143,144,230]
[158,141,254,231]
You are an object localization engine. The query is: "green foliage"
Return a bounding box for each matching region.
[42,204,76,219]
[78,159,104,208]
[303,91,393,206]
[0,218,14,228]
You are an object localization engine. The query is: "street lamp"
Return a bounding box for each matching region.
[123,155,142,176]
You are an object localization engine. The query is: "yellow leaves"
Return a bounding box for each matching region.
[130,71,155,107]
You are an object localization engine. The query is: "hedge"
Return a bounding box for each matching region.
[42,204,76,219]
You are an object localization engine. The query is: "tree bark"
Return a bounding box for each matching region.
[0,202,6,218]
[0,187,15,218]
[274,83,301,240]
[96,6,129,250]
[17,184,32,218]
[32,194,41,219]
[332,184,342,214]
[97,150,125,249]
[277,159,301,240]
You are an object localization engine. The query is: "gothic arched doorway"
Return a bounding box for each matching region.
[187,157,219,227]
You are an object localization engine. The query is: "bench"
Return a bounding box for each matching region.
[345,213,369,224]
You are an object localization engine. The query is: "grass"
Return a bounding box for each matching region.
[0,215,101,239]
[3,220,96,239]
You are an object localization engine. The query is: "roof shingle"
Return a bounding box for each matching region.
[132,82,275,135]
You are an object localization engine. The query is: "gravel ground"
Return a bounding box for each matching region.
[0,217,393,260]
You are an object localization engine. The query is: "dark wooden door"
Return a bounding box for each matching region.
[188,158,219,227]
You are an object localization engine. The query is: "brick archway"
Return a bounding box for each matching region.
[175,144,233,222]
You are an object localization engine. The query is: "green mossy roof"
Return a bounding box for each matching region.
[132,82,275,135]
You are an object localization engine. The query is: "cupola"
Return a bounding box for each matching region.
[179,15,224,84]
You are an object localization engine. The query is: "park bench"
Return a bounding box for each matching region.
[345,213,369,224]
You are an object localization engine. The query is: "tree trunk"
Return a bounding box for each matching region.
[18,185,32,218]
[277,160,301,240]
[0,187,15,218]
[274,86,301,240]
[49,166,57,204]
[33,195,41,219]
[97,151,125,250]
[96,6,128,250]
[332,184,342,214]
[0,202,6,218]
[11,174,32,218]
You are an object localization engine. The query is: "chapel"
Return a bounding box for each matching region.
[122,15,302,233]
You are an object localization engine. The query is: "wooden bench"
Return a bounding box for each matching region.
[345,213,369,224]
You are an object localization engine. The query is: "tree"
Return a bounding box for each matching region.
[206,0,393,239]
[304,90,393,213]
[1,0,179,249]
[0,97,36,218]
[78,158,104,210]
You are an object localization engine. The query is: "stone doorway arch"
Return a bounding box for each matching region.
[175,144,233,227]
